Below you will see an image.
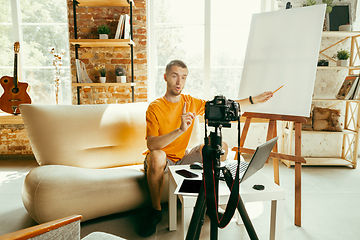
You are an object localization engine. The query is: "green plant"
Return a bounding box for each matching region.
[305,0,316,6]
[334,49,351,60]
[95,65,106,77]
[115,66,126,76]
[322,0,336,14]
[303,0,336,14]
[97,24,110,35]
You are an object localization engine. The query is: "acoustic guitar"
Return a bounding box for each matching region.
[0,42,31,115]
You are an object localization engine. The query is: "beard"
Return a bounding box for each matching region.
[170,89,181,96]
[168,85,183,96]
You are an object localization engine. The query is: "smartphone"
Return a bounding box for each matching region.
[175,169,199,178]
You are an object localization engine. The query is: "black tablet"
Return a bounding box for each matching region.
[174,179,202,196]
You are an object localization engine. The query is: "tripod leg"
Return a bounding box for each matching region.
[237,194,259,240]
[223,170,259,240]
[193,202,206,240]
[186,183,207,240]
[210,220,218,240]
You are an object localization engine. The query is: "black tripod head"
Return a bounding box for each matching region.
[203,95,241,179]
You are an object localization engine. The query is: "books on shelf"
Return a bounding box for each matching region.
[336,75,360,100]
[75,59,92,83]
[352,77,360,100]
[115,14,131,39]
[123,14,131,39]
[115,15,125,39]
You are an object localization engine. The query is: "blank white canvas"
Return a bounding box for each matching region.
[238,4,326,117]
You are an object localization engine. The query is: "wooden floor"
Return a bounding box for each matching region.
[1,155,360,240]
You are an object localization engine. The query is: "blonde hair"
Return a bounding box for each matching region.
[165,60,187,75]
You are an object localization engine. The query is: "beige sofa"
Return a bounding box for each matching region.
[19,103,201,224]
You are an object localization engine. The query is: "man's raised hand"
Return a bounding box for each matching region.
[180,102,195,133]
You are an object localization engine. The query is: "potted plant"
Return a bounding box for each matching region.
[322,0,336,14]
[115,66,126,83]
[334,49,351,66]
[95,65,106,83]
[303,0,316,7]
[97,24,110,39]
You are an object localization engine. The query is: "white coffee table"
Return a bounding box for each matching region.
[168,164,285,240]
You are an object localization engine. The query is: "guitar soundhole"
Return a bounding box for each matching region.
[4,79,8,83]
[12,87,19,94]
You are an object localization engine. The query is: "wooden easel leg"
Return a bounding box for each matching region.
[240,117,252,148]
[294,122,302,227]
[266,120,275,141]
[235,117,252,160]
[267,120,280,185]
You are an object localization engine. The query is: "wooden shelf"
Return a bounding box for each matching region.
[0,113,23,124]
[312,98,360,102]
[76,0,132,7]
[284,128,356,135]
[72,82,135,87]
[70,39,133,48]
[317,66,360,70]
[282,157,354,168]
[322,31,360,38]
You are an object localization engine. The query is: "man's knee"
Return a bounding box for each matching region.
[147,150,167,170]
[221,141,228,161]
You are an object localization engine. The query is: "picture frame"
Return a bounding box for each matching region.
[326,4,352,31]
[336,75,359,100]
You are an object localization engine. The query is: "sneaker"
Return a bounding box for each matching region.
[138,208,162,237]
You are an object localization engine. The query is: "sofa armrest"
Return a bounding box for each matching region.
[0,215,82,240]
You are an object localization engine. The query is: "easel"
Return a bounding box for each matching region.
[231,112,306,226]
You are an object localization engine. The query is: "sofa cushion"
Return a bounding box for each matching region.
[22,164,169,223]
[20,103,202,169]
[20,103,149,168]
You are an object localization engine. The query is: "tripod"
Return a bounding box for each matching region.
[185,122,259,240]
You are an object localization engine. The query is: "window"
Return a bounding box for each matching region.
[148,0,275,101]
[0,0,70,107]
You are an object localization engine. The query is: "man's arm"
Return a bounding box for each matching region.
[147,130,183,151]
[235,91,273,106]
[147,102,195,151]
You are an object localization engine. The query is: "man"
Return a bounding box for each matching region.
[139,60,272,237]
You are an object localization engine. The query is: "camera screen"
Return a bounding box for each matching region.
[207,106,226,120]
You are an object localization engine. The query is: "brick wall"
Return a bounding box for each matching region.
[0,125,32,155]
[67,0,148,104]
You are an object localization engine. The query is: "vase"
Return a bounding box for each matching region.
[339,25,352,31]
[50,80,62,105]
[116,76,126,83]
[100,77,106,83]
[337,60,348,67]
[99,34,108,39]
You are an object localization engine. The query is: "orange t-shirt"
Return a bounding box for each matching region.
[146,94,206,163]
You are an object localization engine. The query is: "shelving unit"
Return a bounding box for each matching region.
[281,31,360,169]
[69,39,134,48]
[72,82,136,87]
[70,0,135,104]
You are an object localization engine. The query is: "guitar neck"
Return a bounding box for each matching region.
[13,53,18,88]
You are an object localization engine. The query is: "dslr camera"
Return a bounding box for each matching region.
[205,95,240,128]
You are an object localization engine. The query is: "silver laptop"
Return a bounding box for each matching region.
[221,136,278,183]
[175,137,278,196]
